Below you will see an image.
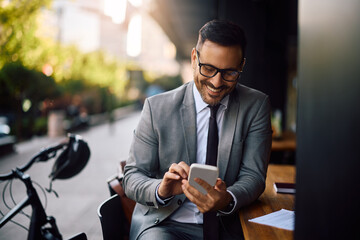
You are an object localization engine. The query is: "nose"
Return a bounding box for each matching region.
[210,71,223,88]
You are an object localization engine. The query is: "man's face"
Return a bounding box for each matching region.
[191,41,244,106]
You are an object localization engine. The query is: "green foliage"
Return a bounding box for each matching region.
[0,0,130,139]
[152,74,183,91]
[0,0,183,140]
[33,116,48,136]
[0,61,60,110]
[0,0,51,68]
[0,0,130,103]
[0,61,60,139]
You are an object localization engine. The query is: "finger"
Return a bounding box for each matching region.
[214,178,227,191]
[182,180,214,213]
[182,179,201,195]
[163,171,181,181]
[194,177,214,194]
[182,180,205,203]
[182,179,203,198]
[182,180,211,208]
[169,163,188,179]
[178,161,190,176]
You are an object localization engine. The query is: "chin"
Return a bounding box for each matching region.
[203,95,222,106]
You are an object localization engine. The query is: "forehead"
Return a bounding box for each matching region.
[198,41,243,68]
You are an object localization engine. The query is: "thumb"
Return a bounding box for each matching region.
[214,178,227,191]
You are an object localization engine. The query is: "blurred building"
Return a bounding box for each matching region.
[38,0,180,76]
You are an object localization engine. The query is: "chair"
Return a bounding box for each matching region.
[97,195,130,240]
[97,160,135,240]
[68,232,88,240]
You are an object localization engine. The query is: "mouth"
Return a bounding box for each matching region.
[206,84,222,93]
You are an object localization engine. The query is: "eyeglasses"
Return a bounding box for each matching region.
[196,50,242,82]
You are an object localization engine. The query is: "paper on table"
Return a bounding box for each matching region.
[248,209,295,231]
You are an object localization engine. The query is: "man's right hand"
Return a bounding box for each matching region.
[158,161,190,199]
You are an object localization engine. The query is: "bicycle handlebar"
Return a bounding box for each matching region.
[0,134,89,240]
[0,140,68,181]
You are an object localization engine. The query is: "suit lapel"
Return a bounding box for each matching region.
[180,82,197,165]
[218,87,240,179]
[179,82,241,174]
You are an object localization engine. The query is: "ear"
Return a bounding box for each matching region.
[240,58,246,72]
[191,48,197,70]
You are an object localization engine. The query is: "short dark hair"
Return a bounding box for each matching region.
[196,20,247,59]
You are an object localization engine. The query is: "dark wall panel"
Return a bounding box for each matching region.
[219,0,298,126]
[295,1,360,239]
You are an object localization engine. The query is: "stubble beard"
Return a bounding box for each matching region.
[194,76,232,106]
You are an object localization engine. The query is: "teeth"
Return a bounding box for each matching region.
[206,85,221,93]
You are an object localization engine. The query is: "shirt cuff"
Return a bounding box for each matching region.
[218,190,237,214]
[155,184,174,205]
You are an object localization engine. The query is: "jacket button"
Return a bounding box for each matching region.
[177,199,182,205]
[154,218,160,224]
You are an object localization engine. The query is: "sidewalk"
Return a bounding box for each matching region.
[0,110,141,240]
[88,104,141,127]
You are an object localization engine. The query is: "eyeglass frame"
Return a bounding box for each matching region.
[195,49,243,82]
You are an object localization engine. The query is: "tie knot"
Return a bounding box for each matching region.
[209,104,220,118]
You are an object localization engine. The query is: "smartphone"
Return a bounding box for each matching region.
[188,163,219,194]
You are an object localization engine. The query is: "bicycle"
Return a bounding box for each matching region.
[0,134,90,240]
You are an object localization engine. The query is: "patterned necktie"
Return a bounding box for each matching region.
[204,104,220,240]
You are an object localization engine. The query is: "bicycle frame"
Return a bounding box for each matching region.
[0,169,62,240]
[0,135,88,240]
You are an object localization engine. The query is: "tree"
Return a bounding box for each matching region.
[0,0,51,68]
[0,61,60,138]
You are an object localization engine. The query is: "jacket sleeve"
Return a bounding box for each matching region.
[228,95,272,211]
[122,99,163,208]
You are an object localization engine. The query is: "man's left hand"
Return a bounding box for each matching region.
[181,178,232,213]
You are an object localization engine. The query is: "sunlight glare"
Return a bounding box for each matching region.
[128,0,143,7]
[104,0,127,24]
[127,15,142,57]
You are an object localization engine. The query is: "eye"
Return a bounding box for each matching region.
[224,71,238,77]
[222,70,240,81]
[202,65,216,73]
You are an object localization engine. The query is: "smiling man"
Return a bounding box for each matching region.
[193,43,245,106]
[123,20,272,240]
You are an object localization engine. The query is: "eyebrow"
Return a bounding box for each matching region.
[196,50,241,70]
[201,62,240,72]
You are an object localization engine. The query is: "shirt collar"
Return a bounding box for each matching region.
[193,82,229,114]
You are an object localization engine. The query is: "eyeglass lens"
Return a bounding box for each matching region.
[200,65,239,81]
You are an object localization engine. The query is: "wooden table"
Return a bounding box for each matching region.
[239,164,296,240]
[271,131,296,152]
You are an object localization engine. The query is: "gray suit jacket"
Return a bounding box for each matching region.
[123,81,272,239]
